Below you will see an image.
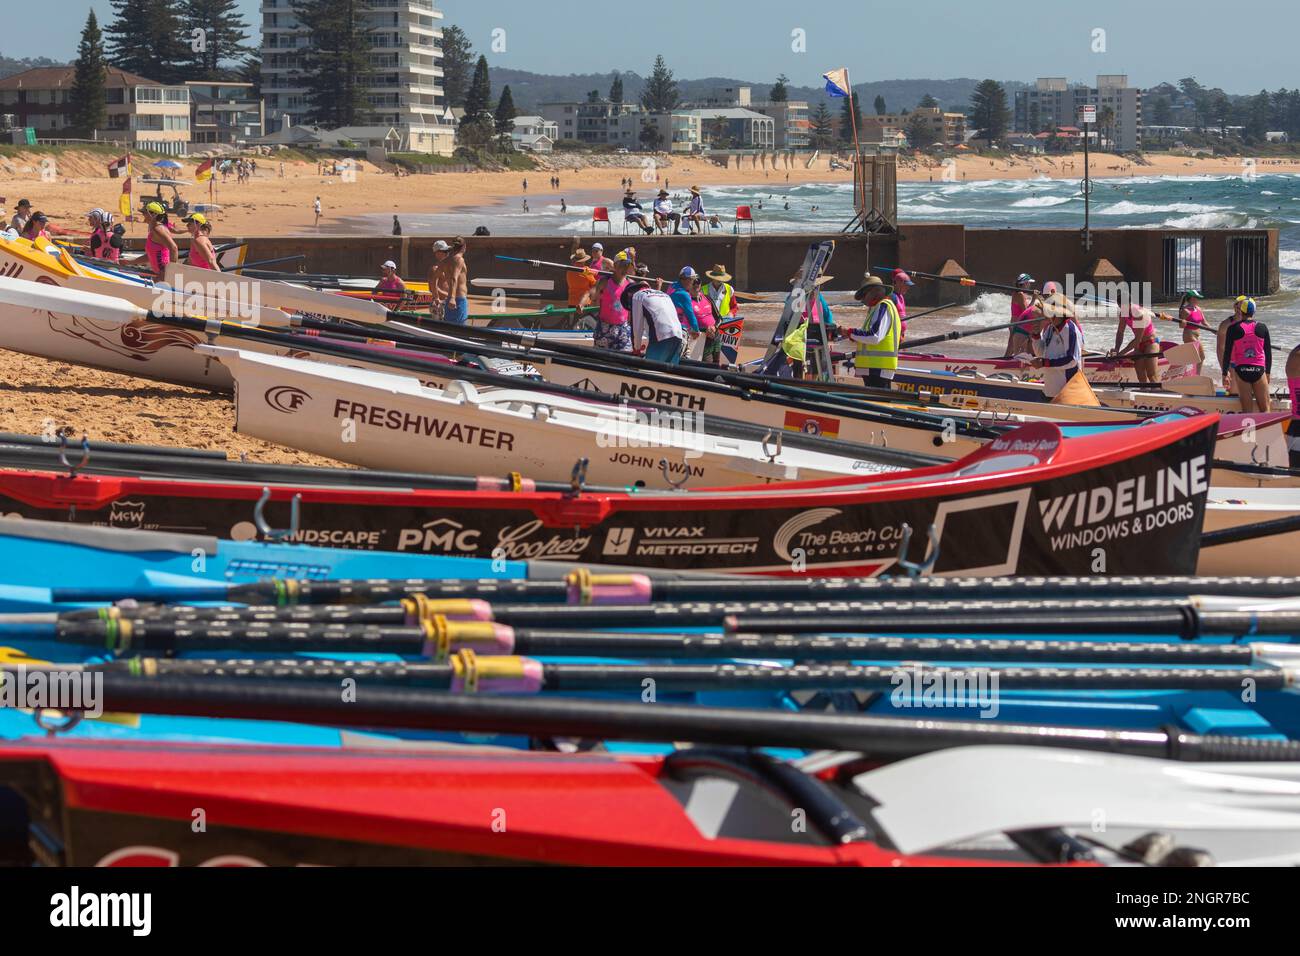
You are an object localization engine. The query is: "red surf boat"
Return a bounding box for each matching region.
[0,418,1215,576]
[0,738,1070,867]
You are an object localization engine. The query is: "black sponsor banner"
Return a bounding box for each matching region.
[0,428,1211,576]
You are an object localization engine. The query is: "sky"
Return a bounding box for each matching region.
[19,0,1300,95]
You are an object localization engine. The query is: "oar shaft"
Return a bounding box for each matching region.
[64,673,1300,761]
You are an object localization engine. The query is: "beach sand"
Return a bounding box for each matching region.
[4,149,1296,239]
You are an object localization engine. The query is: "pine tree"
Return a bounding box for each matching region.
[809,102,834,147]
[640,55,679,113]
[463,55,492,122]
[918,93,939,109]
[769,74,789,103]
[440,25,474,110]
[494,85,517,136]
[69,10,108,138]
[179,0,253,80]
[873,95,887,115]
[609,73,624,106]
[839,93,862,143]
[294,0,375,127]
[969,79,1010,141]
[105,0,188,83]
[906,112,937,149]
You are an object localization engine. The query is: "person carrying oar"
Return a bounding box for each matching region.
[1026,290,1087,403]
[1004,274,1042,358]
[566,248,599,315]
[1110,297,1162,385]
[591,252,635,352]
[625,279,685,365]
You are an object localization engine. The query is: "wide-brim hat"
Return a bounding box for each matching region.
[690,185,701,195]
[657,189,669,197]
[705,264,732,282]
[854,275,888,300]
[570,249,591,263]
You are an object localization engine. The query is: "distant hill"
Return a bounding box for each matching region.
[0,55,68,81]
[491,67,1031,115]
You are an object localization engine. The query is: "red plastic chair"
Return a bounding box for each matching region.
[734,205,755,234]
[592,206,612,234]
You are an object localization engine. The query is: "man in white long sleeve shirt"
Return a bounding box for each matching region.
[625,281,685,364]
[652,189,681,234]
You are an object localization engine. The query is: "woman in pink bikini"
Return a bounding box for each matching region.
[182,213,220,271]
[142,202,179,278]
[1111,301,1162,384]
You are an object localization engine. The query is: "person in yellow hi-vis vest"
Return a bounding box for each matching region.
[847,275,901,389]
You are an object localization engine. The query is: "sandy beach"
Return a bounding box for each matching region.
[4,148,1296,238]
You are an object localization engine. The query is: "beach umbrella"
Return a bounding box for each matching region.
[153,159,183,170]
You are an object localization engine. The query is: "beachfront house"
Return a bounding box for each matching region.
[0,66,191,155]
[186,81,265,146]
[512,116,558,152]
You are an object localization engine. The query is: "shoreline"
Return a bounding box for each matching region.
[4,148,1297,239]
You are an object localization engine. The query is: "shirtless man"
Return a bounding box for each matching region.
[442,237,469,325]
[427,240,452,320]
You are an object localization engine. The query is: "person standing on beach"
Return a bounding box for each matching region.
[561,198,567,213]
[1111,300,1162,385]
[1005,274,1041,358]
[566,248,599,316]
[890,269,914,344]
[1286,344,1300,468]
[592,253,635,352]
[428,240,451,320]
[444,237,470,325]
[849,276,902,389]
[627,280,685,364]
[392,215,402,236]
[313,196,321,228]
[142,202,179,278]
[522,178,528,193]
[1222,299,1272,412]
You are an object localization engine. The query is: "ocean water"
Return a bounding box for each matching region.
[350,171,1300,361]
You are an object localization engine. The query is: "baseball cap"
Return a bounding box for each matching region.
[892,269,914,285]
[679,266,698,279]
[591,242,604,250]
[381,260,397,270]
[433,240,450,251]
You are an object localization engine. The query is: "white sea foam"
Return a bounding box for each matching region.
[1099,201,1228,216]
[1279,250,1300,271]
[1010,195,1075,208]
[1163,212,1257,229]
[955,293,1013,326]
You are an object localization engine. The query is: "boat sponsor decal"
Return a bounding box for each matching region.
[396,517,589,560]
[783,411,840,439]
[1037,452,1209,552]
[606,452,705,478]
[617,381,706,411]
[108,499,147,529]
[601,526,759,558]
[330,399,516,450]
[0,261,22,278]
[264,385,311,413]
[570,378,602,392]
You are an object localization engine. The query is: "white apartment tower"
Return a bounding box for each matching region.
[260,0,455,155]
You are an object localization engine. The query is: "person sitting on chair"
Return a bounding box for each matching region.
[622,190,654,234]
[652,189,681,235]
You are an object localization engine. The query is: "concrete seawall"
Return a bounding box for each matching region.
[166,224,1279,305]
